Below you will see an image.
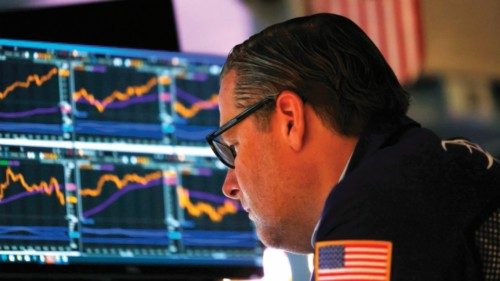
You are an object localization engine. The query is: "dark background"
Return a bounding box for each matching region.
[0,0,179,51]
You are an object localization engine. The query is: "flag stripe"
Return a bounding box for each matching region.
[319,268,387,274]
[374,0,388,59]
[321,272,388,275]
[318,275,386,281]
[344,264,388,269]
[343,244,390,249]
[357,0,368,33]
[320,272,386,276]
[344,261,387,267]
[383,0,401,81]
[345,254,387,260]
[393,0,408,81]
[330,0,341,14]
[347,0,360,27]
[308,0,423,84]
[402,0,422,80]
[316,240,392,281]
[365,0,380,48]
[341,0,349,17]
[345,247,389,253]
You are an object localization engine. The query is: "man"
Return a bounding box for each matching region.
[206,14,499,280]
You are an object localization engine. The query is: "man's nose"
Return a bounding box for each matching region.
[222,169,240,199]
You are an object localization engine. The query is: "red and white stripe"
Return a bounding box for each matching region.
[318,244,391,281]
[306,0,424,84]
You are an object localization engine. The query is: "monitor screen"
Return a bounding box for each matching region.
[0,39,263,280]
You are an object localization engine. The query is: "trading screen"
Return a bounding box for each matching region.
[0,39,262,272]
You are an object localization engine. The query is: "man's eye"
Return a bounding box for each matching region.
[229,144,238,154]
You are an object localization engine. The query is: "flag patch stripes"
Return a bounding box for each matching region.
[315,240,392,281]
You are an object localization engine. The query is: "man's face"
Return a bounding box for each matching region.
[217,70,317,253]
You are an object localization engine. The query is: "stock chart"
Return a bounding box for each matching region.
[79,163,169,250]
[0,39,262,269]
[0,60,65,138]
[178,166,257,249]
[73,66,165,141]
[0,158,71,251]
[173,73,220,146]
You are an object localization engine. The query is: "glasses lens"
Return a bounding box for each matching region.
[212,138,235,168]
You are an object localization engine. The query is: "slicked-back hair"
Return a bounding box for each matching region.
[222,13,410,136]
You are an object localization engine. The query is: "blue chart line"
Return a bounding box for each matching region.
[175,86,209,106]
[81,227,168,245]
[187,190,243,211]
[75,120,162,139]
[76,93,158,111]
[0,106,60,118]
[82,178,161,218]
[173,86,218,124]
[0,190,44,205]
[182,230,257,248]
[0,122,62,135]
[0,226,69,241]
[174,124,216,141]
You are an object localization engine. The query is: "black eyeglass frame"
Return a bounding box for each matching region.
[206,96,275,169]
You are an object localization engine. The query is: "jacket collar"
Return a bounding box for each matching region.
[346,116,421,175]
[312,116,421,243]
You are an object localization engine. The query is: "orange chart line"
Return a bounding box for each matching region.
[177,187,238,222]
[73,77,161,113]
[0,167,65,205]
[80,171,162,197]
[0,67,58,100]
[174,94,218,119]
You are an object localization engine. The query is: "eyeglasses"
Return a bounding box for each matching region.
[206,96,275,169]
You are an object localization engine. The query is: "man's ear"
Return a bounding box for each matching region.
[275,91,306,151]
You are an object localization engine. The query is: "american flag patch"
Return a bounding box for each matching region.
[315,240,392,281]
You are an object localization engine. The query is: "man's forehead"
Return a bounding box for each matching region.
[218,70,238,124]
[219,70,237,99]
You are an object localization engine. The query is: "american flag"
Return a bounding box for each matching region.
[305,0,424,84]
[315,240,392,281]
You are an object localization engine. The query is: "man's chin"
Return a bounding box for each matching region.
[255,224,277,246]
[255,224,288,251]
[255,224,313,254]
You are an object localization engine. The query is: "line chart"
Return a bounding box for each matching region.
[78,165,169,248]
[178,167,253,232]
[177,166,257,248]
[181,230,258,248]
[173,75,220,144]
[80,226,168,245]
[0,166,65,205]
[0,61,63,135]
[0,106,59,119]
[0,161,68,241]
[73,66,165,139]
[0,67,58,100]
[79,166,167,225]
[173,92,218,119]
[82,177,161,218]
[174,80,219,124]
[80,171,163,197]
[73,77,163,113]
[176,187,238,223]
[0,226,69,242]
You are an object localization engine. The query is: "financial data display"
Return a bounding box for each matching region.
[0,39,262,270]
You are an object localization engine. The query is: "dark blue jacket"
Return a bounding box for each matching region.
[313,116,500,281]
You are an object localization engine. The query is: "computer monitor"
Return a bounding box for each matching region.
[0,38,263,280]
